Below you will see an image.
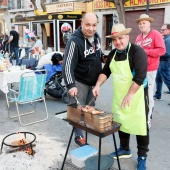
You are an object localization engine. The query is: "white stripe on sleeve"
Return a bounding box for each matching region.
[65,41,75,84]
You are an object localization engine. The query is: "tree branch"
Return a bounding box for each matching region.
[104,0,129,26]
[30,0,38,10]
[41,0,47,12]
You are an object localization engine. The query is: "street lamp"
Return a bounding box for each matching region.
[113,13,118,24]
[146,0,150,15]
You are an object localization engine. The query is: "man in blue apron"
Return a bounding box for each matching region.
[92,24,149,170]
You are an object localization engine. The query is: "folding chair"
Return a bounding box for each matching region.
[7,70,48,126]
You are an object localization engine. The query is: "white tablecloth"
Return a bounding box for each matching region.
[0,66,34,93]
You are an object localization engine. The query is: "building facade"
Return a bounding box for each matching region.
[1,0,170,52]
[93,0,170,52]
[0,0,8,36]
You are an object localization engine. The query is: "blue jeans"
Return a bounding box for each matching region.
[154,61,170,99]
[10,47,19,65]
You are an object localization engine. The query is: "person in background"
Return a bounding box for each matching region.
[154,24,170,101]
[135,14,165,128]
[62,12,106,147]
[36,51,63,69]
[92,24,149,170]
[6,25,19,65]
[27,36,43,58]
[0,34,3,50]
[2,34,9,52]
[61,22,72,45]
[33,36,43,50]
[37,53,63,82]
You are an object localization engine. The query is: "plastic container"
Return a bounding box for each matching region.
[70,145,98,168]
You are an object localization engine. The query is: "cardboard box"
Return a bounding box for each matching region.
[70,145,98,168]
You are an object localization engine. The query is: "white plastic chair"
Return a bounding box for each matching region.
[7,70,48,126]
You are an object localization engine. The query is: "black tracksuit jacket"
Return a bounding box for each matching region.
[62,27,103,91]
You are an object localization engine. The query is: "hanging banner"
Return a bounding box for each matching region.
[46,2,74,13]
[93,0,170,9]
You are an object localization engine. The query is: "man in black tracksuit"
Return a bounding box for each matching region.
[7,25,19,65]
[62,12,106,147]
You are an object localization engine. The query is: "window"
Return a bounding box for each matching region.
[17,0,21,9]
[8,0,22,9]
[106,15,113,50]
[52,0,59,2]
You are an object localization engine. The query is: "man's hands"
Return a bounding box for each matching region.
[68,87,78,97]
[121,93,133,108]
[69,86,100,98]
[92,85,100,97]
[68,85,100,99]
[121,82,140,108]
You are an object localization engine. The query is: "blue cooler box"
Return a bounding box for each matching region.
[70,145,98,168]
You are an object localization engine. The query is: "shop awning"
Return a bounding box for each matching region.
[11,11,82,23]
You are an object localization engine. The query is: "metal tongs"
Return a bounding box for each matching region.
[75,96,83,110]
[75,96,81,106]
[75,96,96,110]
[88,96,97,106]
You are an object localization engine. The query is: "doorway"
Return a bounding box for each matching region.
[106,15,113,51]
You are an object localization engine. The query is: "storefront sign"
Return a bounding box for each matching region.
[93,0,170,9]
[11,14,82,23]
[125,0,170,7]
[94,0,115,9]
[74,2,86,12]
[46,2,74,13]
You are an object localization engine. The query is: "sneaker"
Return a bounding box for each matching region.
[164,91,170,94]
[110,146,132,159]
[74,136,87,147]
[153,96,162,101]
[137,156,146,170]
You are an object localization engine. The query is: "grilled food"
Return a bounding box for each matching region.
[82,106,104,114]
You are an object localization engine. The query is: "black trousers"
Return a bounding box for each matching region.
[118,88,149,157]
